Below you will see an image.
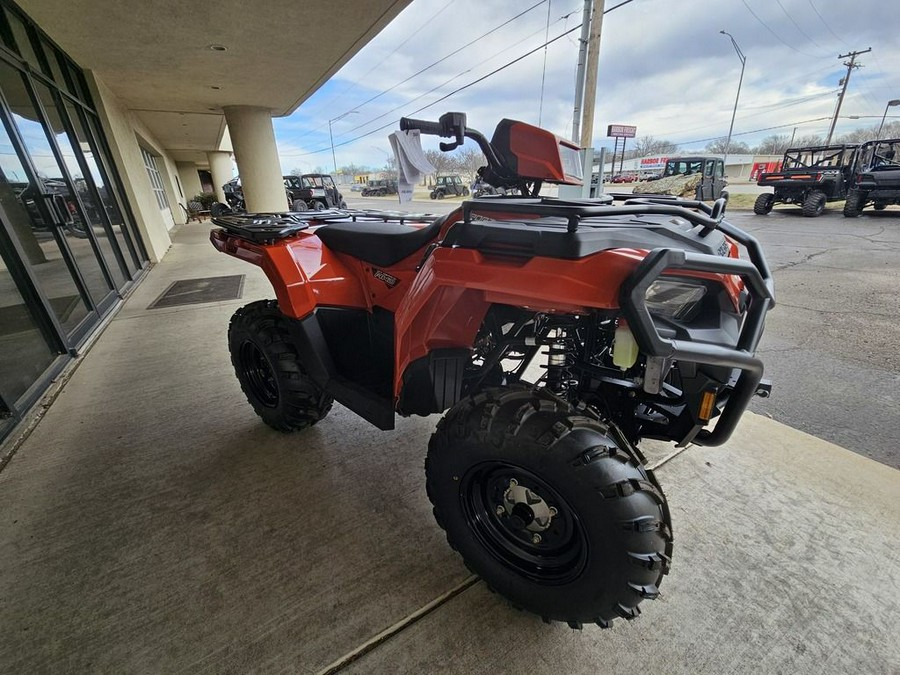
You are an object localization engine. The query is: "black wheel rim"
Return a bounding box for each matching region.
[239,340,279,407]
[460,462,588,584]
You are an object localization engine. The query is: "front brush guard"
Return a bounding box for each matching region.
[619,219,775,447]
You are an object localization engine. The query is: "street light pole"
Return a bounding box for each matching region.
[877,99,900,139]
[328,111,358,174]
[720,30,746,169]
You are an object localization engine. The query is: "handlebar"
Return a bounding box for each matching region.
[400,112,511,187]
[399,117,445,137]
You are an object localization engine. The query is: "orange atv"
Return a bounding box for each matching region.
[211,112,775,628]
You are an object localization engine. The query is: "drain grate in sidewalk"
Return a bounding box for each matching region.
[148,275,244,309]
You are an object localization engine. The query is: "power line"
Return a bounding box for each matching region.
[333,6,581,142]
[280,22,584,157]
[677,116,832,147]
[775,0,827,51]
[739,0,828,58]
[807,0,850,48]
[339,1,548,115]
[306,0,457,120]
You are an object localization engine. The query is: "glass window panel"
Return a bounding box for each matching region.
[40,40,73,96]
[58,98,128,287]
[4,9,41,72]
[0,112,91,333]
[85,113,145,266]
[0,62,111,311]
[0,243,59,403]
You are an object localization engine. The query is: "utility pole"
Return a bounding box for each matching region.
[825,48,871,145]
[580,0,606,149]
[571,0,592,143]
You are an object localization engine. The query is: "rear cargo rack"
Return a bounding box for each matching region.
[212,209,440,244]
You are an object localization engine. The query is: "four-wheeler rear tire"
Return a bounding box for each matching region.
[426,386,672,628]
[802,190,826,217]
[753,193,775,215]
[339,200,348,209]
[843,190,863,218]
[310,201,325,211]
[228,300,333,432]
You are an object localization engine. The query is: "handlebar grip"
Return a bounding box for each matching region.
[399,117,445,136]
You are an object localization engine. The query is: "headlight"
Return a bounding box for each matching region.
[645,279,707,321]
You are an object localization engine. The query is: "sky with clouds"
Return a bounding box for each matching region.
[272,0,900,174]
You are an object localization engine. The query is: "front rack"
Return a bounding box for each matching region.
[461,195,728,234]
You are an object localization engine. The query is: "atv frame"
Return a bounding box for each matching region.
[209,112,774,628]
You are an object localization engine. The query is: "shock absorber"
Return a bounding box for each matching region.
[544,326,577,396]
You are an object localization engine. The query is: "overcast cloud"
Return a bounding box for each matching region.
[273,0,900,173]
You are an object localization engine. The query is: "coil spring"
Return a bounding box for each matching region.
[543,329,578,395]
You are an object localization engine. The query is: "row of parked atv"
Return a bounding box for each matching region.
[753,138,899,217]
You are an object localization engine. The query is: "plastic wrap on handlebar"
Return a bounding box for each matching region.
[399,118,445,136]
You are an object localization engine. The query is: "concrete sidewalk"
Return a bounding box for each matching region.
[0,222,897,674]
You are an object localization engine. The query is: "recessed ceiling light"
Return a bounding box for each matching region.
[207,44,227,52]
[210,85,221,90]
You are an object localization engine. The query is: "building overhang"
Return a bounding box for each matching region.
[18,0,410,156]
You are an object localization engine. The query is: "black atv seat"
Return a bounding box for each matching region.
[316,216,446,267]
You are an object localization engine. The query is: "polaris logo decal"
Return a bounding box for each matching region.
[372,269,400,288]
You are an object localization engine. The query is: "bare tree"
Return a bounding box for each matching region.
[628,135,679,159]
[753,134,791,155]
[704,138,751,155]
[424,149,453,184]
[835,126,879,144]
[793,134,824,148]
[452,147,487,181]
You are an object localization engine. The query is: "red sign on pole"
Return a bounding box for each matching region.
[607,124,637,138]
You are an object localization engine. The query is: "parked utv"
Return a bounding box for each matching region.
[430,174,469,199]
[210,112,774,629]
[361,178,398,197]
[222,177,245,212]
[843,139,900,217]
[285,173,346,211]
[754,144,858,217]
[662,157,727,200]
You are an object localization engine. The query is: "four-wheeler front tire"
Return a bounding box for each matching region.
[802,190,826,217]
[426,387,672,628]
[228,300,333,432]
[429,191,437,200]
[310,201,325,211]
[843,190,864,217]
[754,193,775,215]
[291,199,308,212]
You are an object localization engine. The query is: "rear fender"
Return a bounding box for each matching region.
[210,229,368,318]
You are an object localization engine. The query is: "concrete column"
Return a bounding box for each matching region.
[206,151,233,204]
[222,106,285,212]
[176,162,204,201]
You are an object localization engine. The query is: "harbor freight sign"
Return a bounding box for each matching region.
[607,124,637,138]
